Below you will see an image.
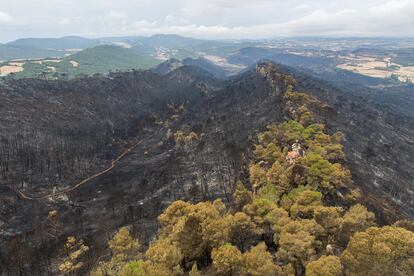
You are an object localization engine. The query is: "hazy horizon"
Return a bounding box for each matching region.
[4,33,414,45]
[1,0,414,43]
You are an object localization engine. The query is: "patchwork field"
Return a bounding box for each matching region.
[0,62,25,76]
[337,55,414,83]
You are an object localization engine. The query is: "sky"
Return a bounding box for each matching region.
[0,0,414,42]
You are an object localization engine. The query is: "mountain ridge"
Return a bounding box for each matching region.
[0,61,413,274]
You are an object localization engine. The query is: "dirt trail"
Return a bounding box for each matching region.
[8,138,144,201]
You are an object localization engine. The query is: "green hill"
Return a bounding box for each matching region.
[4,45,160,79]
[7,36,102,50]
[0,44,64,61]
[55,45,160,77]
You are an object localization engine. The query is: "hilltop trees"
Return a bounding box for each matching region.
[231,181,253,212]
[306,256,343,276]
[108,227,140,259]
[338,204,376,246]
[211,242,282,276]
[145,239,183,274]
[59,237,89,276]
[91,227,140,276]
[341,226,414,275]
[226,212,258,251]
[211,244,243,275]
[241,243,282,276]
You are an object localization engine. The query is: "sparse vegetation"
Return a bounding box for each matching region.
[59,237,89,276]
[174,129,199,147]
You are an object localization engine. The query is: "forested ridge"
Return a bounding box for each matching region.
[57,64,414,275]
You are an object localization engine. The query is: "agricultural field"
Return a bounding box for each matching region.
[0,62,25,76]
[337,55,414,83]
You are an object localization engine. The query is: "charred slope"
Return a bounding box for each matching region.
[164,65,225,92]
[0,62,413,274]
[0,70,206,194]
[0,70,209,274]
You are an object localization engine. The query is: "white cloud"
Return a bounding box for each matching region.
[132,20,158,29]
[164,15,176,24]
[1,0,414,41]
[0,11,13,24]
[108,10,128,20]
[58,18,72,25]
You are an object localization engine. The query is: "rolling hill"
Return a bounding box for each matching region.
[3,45,160,79]
[55,45,160,76]
[6,36,103,50]
[0,44,64,61]
[0,36,104,61]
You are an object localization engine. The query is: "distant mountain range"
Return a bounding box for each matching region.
[0,34,239,61]
[1,34,414,86]
[0,36,101,61]
[0,34,250,79]
[7,36,103,50]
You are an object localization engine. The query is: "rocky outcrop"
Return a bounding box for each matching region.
[286,141,305,165]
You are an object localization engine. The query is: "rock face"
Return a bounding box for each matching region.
[0,62,413,274]
[286,141,305,165]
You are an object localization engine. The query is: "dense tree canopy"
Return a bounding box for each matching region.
[306,256,343,276]
[341,226,414,275]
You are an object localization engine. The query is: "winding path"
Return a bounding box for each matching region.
[7,138,145,201]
